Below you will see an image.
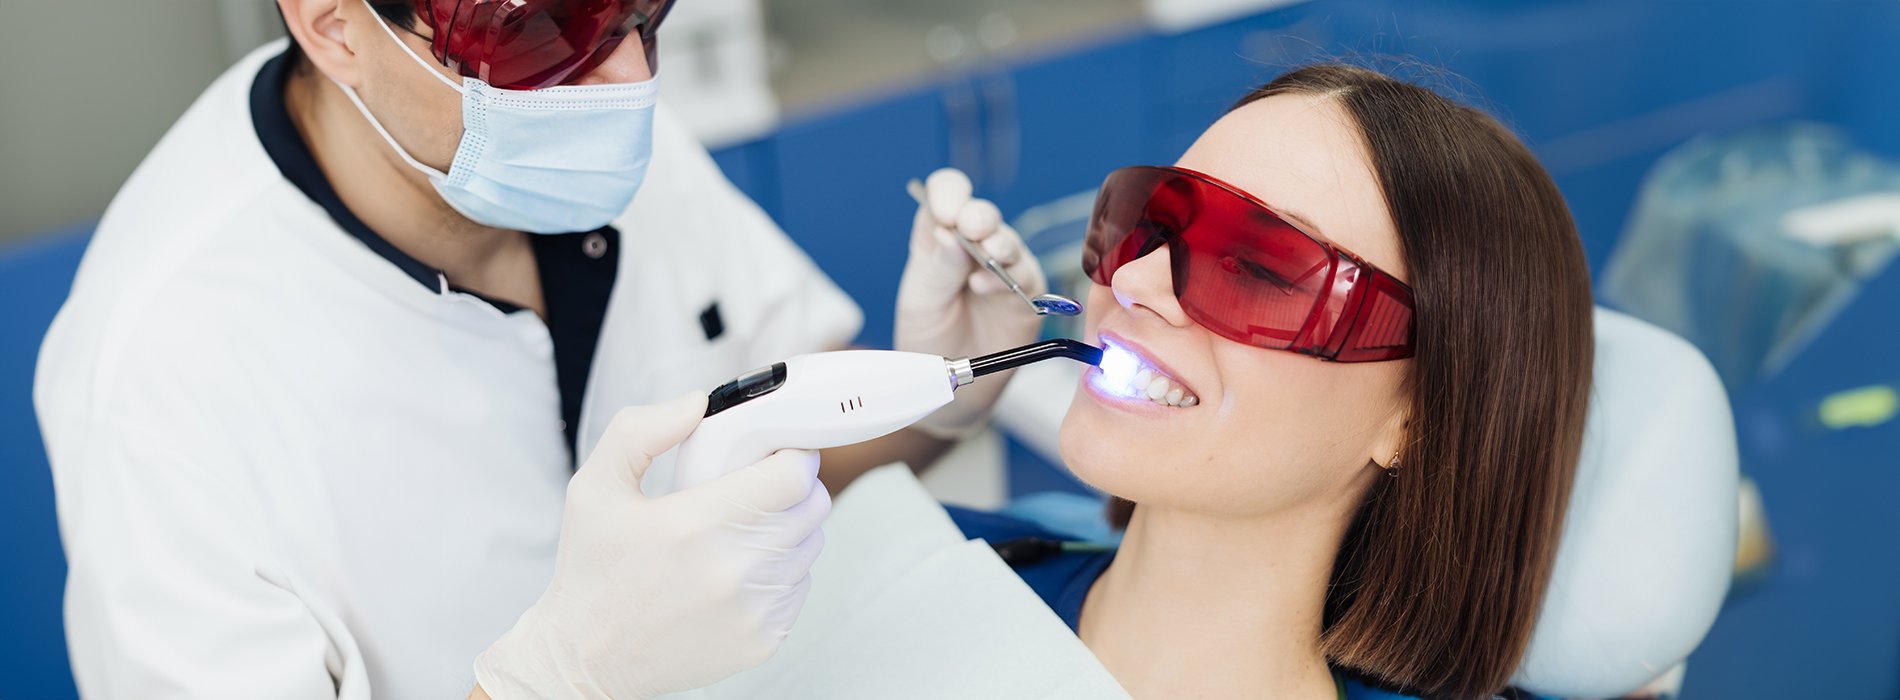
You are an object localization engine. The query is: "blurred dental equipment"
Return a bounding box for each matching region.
[1603,122,1900,393]
[667,339,1102,493]
[907,179,1082,316]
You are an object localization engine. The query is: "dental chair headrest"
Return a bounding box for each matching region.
[1511,307,1739,697]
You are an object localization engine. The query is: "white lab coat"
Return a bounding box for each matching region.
[35,40,861,700]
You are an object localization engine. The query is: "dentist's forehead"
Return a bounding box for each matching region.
[1175,93,1408,283]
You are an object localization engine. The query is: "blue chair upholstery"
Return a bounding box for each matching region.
[1,221,94,700]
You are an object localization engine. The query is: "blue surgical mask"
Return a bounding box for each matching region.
[331,2,659,234]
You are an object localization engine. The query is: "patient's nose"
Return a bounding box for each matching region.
[1111,246,1191,328]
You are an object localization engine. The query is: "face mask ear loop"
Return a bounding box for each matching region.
[362,0,469,96]
[329,76,451,181]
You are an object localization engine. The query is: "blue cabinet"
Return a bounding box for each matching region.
[0,225,91,700]
[1691,258,1900,700]
[980,34,1150,217]
[768,93,949,349]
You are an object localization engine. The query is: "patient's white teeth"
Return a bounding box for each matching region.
[1120,357,1198,408]
[1147,375,1170,401]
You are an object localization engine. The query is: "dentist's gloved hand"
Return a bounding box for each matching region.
[897,167,1049,439]
[475,392,830,700]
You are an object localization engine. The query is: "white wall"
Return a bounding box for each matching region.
[658,0,780,150]
[0,0,250,243]
[0,0,774,241]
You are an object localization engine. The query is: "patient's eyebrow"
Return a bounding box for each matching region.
[1263,200,1323,236]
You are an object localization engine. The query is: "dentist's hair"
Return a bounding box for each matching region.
[1109,63,1594,700]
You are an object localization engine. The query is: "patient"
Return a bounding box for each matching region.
[944,64,1593,700]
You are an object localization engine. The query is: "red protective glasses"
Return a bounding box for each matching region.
[1082,166,1416,362]
[416,0,675,90]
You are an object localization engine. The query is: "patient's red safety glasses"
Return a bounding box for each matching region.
[1083,166,1416,363]
[416,0,675,90]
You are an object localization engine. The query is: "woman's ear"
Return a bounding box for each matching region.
[278,0,363,85]
[1369,405,1410,474]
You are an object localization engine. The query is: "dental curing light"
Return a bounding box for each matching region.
[669,339,1102,493]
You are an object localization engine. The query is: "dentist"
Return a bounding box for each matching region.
[33,0,1044,698]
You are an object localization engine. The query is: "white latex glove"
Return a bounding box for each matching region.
[896,168,1049,439]
[475,392,830,700]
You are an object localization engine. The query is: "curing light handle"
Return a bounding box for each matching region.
[665,340,1103,495]
[668,350,957,495]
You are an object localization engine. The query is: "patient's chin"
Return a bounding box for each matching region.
[1058,415,1159,503]
[1058,406,1122,490]
[1058,373,1224,507]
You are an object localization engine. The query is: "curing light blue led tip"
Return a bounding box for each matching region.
[1097,343,1142,398]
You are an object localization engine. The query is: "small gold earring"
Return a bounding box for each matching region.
[1385,452,1401,478]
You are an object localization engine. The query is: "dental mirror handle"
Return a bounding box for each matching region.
[906,178,1045,313]
[953,229,1045,311]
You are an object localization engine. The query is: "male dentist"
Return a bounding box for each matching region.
[34,0,1044,697]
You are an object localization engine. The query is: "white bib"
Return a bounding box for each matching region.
[666,464,1131,699]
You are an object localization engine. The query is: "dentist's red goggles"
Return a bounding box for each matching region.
[1083,166,1416,363]
[417,0,675,90]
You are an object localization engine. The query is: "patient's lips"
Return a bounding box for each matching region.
[1095,337,1200,408]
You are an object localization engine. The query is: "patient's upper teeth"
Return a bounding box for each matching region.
[1147,375,1171,401]
[1120,356,1198,407]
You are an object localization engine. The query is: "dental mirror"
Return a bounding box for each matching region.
[906,179,1084,317]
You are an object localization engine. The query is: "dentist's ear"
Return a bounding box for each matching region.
[278,0,363,85]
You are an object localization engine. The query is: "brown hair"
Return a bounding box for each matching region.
[1108,63,1594,700]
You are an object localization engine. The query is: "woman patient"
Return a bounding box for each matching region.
[919,63,1591,700]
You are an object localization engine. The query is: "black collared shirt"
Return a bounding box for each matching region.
[250,51,616,459]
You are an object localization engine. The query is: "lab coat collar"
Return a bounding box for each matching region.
[248,51,607,311]
[251,51,444,293]
[250,50,620,455]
